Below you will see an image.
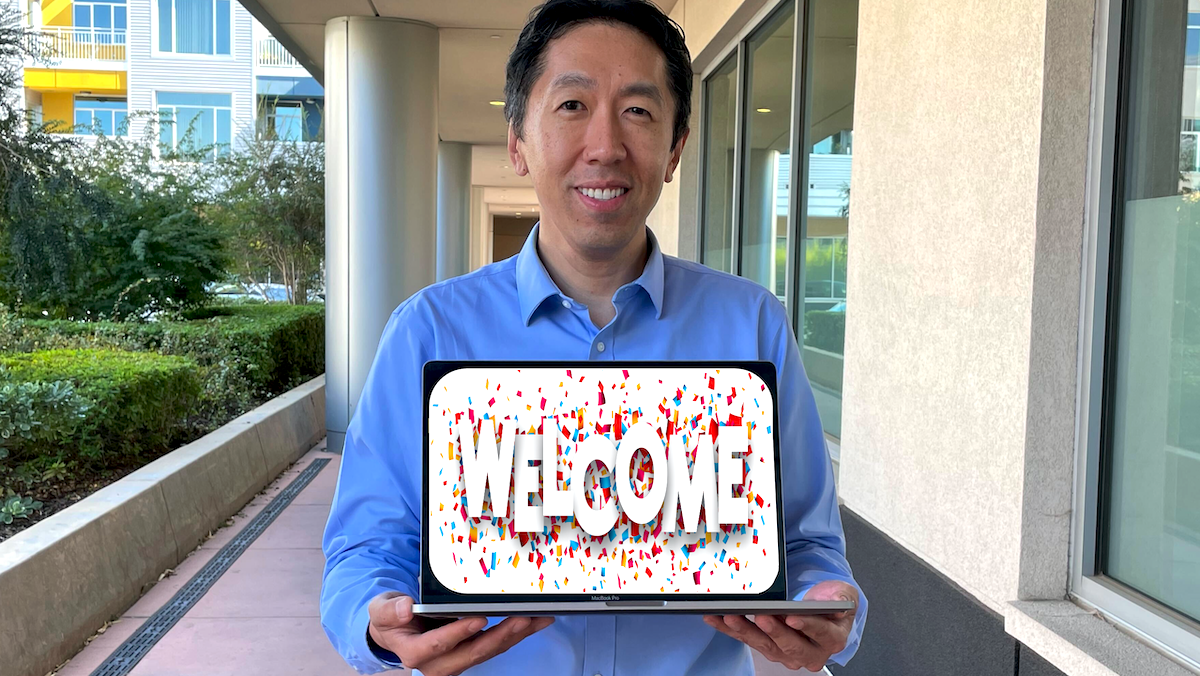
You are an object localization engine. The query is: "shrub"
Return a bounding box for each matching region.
[8,302,324,423]
[804,310,846,354]
[0,349,201,467]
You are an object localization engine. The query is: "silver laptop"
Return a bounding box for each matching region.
[413,361,855,617]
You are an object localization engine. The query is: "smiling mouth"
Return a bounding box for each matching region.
[577,187,629,201]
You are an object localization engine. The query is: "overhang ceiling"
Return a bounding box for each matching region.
[240,0,678,145]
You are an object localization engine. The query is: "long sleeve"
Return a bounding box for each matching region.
[763,297,869,666]
[320,301,433,674]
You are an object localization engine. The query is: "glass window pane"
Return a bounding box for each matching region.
[97,110,113,135]
[1103,0,1200,623]
[115,6,126,30]
[738,3,794,303]
[798,0,856,439]
[115,110,127,135]
[157,91,231,107]
[159,109,174,150]
[217,107,231,145]
[175,0,214,54]
[75,109,91,131]
[215,0,230,55]
[275,103,302,141]
[158,0,172,51]
[701,55,738,272]
[94,5,111,29]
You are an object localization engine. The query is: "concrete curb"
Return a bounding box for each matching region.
[0,375,326,676]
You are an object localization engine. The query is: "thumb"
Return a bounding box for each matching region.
[370,592,416,631]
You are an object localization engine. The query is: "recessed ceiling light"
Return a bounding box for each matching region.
[756,108,771,113]
[490,34,501,39]
[489,100,505,106]
[516,212,522,216]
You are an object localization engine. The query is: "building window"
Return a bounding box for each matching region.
[156,0,231,56]
[697,0,856,438]
[700,54,738,273]
[156,91,232,159]
[74,0,127,34]
[74,97,127,136]
[258,99,304,141]
[1093,0,1200,657]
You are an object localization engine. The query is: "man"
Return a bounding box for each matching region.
[320,1,868,674]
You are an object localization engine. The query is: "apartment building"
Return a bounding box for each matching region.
[16,0,322,152]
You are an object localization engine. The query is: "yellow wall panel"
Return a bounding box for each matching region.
[43,0,72,27]
[42,91,73,132]
[23,68,126,93]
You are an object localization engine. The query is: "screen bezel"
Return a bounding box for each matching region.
[419,360,789,605]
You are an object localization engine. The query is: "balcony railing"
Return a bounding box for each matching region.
[257,37,301,68]
[25,26,127,63]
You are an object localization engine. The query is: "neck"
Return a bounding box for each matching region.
[536,221,650,328]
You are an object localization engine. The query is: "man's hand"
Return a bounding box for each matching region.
[702,580,857,672]
[367,592,554,676]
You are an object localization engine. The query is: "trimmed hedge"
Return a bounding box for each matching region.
[804,310,846,354]
[0,349,201,467]
[6,302,324,422]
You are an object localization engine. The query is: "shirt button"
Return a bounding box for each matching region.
[596,341,605,352]
[561,299,571,308]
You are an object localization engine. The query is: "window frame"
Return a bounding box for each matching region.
[154,90,235,160]
[72,95,128,136]
[697,0,806,328]
[1072,0,1200,667]
[151,0,234,59]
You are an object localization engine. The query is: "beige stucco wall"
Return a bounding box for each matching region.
[837,0,1093,611]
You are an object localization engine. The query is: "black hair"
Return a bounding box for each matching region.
[504,0,692,150]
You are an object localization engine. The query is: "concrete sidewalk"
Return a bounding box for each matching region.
[49,438,809,676]
[52,440,361,676]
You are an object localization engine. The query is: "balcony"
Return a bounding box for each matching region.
[257,36,303,70]
[24,27,127,66]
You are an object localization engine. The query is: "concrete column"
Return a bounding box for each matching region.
[437,141,473,281]
[324,17,438,451]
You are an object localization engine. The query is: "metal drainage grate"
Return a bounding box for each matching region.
[89,458,331,676]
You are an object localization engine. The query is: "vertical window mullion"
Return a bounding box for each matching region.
[730,41,746,276]
[786,0,810,332]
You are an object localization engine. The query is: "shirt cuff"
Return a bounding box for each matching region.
[365,626,404,668]
[792,577,869,667]
[349,592,407,672]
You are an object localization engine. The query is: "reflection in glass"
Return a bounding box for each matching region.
[738,3,794,299]
[1103,0,1200,623]
[701,56,738,272]
[799,0,856,439]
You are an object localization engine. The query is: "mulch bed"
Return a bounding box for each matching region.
[0,465,141,543]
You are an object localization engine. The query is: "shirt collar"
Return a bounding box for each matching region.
[516,222,666,326]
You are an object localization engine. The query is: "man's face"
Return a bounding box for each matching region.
[509,21,688,254]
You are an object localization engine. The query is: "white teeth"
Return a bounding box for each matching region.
[580,187,627,200]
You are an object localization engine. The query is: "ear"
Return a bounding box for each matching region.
[663,127,690,183]
[508,124,529,177]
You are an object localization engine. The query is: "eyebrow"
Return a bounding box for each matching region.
[547,72,664,105]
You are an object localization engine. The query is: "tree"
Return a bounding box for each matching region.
[214,132,324,305]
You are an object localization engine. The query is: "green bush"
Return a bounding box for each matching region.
[804,310,846,354]
[6,302,324,423]
[0,380,91,459]
[0,349,201,467]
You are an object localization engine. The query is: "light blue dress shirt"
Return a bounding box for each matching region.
[320,223,868,675]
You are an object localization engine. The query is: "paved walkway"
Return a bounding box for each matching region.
[50,438,805,676]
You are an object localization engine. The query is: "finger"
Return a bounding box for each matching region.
[393,616,488,668]
[786,614,849,652]
[754,614,822,662]
[720,614,784,660]
[423,616,552,675]
[368,593,418,632]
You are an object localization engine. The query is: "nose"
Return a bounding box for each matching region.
[583,106,627,165]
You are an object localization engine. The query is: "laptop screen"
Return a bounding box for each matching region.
[420,361,787,603]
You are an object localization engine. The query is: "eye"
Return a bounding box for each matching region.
[628,107,650,117]
[560,100,584,111]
